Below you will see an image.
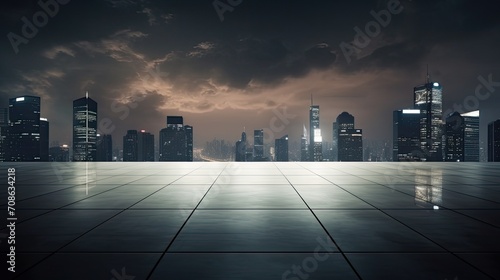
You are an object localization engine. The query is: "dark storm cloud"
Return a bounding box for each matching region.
[0,0,499,149]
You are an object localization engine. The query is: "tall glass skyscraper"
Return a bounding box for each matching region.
[97,134,113,161]
[159,116,193,161]
[393,109,421,161]
[335,112,363,161]
[275,134,289,162]
[8,96,41,161]
[301,125,308,161]
[123,130,138,161]
[73,93,97,161]
[488,119,500,162]
[40,117,49,161]
[309,98,322,161]
[139,130,155,161]
[253,129,264,161]
[414,79,443,161]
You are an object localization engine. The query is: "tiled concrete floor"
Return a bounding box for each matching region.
[0,162,499,279]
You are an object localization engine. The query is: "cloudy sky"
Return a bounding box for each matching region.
[1,0,499,150]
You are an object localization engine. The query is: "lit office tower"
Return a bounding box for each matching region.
[40,118,49,161]
[413,75,443,161]
[159,116,193,161]
[123,130,138,161]
[336,112,363,161]
[138,130,155,161]
[8,96,41,161]
[301,125,308,161]
[275,134,289,161]
[235,130,247,161]
[393,109,421,161]
[253,129,264,161]
[73,93,97,161]
[97,134,113,161]
[0,108,8,161]
[488,119,500,162]
[445,110,479,162]
[309,97,322,161]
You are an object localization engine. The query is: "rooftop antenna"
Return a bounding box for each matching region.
[86,91,89,99]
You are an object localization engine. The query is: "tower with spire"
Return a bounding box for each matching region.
[413,66,443,161]
[309,95,322,161]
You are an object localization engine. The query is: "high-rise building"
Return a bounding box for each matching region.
[235,131,247,161]
[185,125,193,162]
[488,119,500,162]
[97,134,113,161]
[331,122,338,161]
[8,96,41,161]
[159,116,193,161]
[393,109,421,161]
[253,129,264,161]
[0,108,8,161]
[73,93,97,161]
[309,97,322,161]
[138,130,155,161]
[123,130,138,161]
[301,125,308,161]
[275,134,289,161]
[40,118,49,161]
[336,112,363,161]
[413,77,443,161]
[445,110,479,162]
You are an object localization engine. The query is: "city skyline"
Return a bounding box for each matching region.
[1,0,499,150]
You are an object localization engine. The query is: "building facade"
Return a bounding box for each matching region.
[73,93,97,161]
[275,135,289,161]
[393,109,421,161]
[488,119,500,162]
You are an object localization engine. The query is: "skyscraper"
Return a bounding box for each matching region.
[8,96,41,161]
[73,93,97,161]
[444,111,479,162]
[336,112,363,161]
[331,122,338,161]
[253,129,264,161]
[159,116,193,161]
[413,76,443,161]
[301,125,308,161]
[40,117,49,161]
[123,130,138,161]
[97,134,113,161]
[488,119,500,162]
[393,109,421,161]
[275,134,289,161]
[138,130,155,161]
[235,130,247,162]
[309,97,322,161]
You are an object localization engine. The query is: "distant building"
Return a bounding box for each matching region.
[331,122,338,161]
[73,93,97,161]
[159,116,193,161]
[123,130,138,161]
[275,135,289,161]
[413,79,443,161]
[40,118,49,161]
[488,119,500,162]
[301,125,308,161]
[309,98,322,161]
[336,112,363,161]
[235,131,247,161]
[8,96,41,161]
[444,110,479,162]
[253,129,264,161]
[49,145,70,162]
[393,109,422,161]
[97,134,113,161]
[138,130,155,161]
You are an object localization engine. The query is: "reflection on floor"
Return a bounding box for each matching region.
[1,162,499,279]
